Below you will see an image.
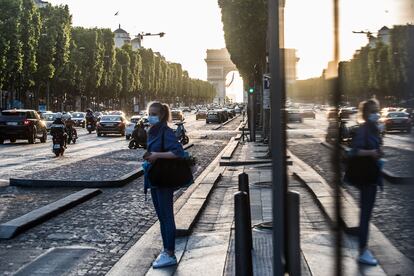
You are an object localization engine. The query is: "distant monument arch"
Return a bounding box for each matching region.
[205,48,237,104]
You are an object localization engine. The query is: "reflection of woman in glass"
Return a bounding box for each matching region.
[351,99,383,266]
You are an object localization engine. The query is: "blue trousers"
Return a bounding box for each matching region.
[359,184,377,251]
[151,188,176,252]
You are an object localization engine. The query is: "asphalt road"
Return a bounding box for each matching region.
[0,112,240,182]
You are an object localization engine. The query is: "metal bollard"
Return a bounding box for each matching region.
[286,191,301,276]
[234,191,253,276]
[238,173,253,250]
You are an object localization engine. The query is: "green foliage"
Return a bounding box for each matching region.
[218,0,267,83]
[0,1,214,111]
[291,25,414,106]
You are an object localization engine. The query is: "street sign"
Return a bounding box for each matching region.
[39,104,46,112]
[263,77,270,109]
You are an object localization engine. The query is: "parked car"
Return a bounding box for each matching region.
[71,112,86,128]
[301,109,316,119]
[171,110,184,121]
[125,115,142,140]
[217,109,228,122]
[206,110,222,124]
[0,109,47,144]
[96,115,127,136]
[196,109,208,120]
[380,111,412,133]
[181,107,191,112]
[42,112,56,131]
[287,109,303,123]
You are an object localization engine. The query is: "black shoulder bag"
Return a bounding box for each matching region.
[148,128,193,189]
[345,126,380,186]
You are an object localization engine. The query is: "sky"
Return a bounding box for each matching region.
[47,0,413,100]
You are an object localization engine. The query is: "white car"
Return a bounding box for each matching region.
[42,113,56,131]
[125,115,142,139]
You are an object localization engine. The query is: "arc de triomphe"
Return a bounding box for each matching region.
[205,48,237,105]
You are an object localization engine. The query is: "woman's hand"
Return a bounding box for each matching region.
[143,152,159,163]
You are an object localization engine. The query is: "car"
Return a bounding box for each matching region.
[206,110,223,124]
[171,110,184,121]
[301,109,316,119]
[71,112,86,127]
[196,110,208,120]
[96,115,127,136]
[380,111,412,133]
[126,115,142,139]
[338,107,358,119]
[181,107,191,112]
[42,112,56,131]
[0,109,48,144]
[287,109,303,123]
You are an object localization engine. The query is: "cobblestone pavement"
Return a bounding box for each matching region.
[0,141,227,275]
[289,140,414,262]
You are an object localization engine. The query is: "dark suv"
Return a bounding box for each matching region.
[0,109,48,144]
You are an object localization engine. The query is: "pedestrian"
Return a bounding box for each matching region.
[349,99,383,266]
[142,101,185,268]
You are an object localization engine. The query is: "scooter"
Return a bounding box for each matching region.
[128,120,148,149]
[50,126,66,157]
[66,126,77,144]
[86,120,96,134]
[175,122,189,145]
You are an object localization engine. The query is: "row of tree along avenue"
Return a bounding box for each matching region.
[0,0,216,112]
[288,25,414,106]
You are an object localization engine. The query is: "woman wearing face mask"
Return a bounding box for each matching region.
[351,99,383,266]
[142,101,184,268]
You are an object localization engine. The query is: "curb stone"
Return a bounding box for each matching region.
[213,114,241,130]
[221,137,239,160]
[0,189,102,239]
[9,143,194,188]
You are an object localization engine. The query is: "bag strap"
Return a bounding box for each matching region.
[161,127,166,152]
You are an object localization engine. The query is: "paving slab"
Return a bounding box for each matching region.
[174,232,230,276]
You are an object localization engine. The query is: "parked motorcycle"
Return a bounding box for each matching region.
[175,122,189,145]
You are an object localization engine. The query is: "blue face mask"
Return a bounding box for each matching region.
[148,115,160,125]
[368,113,380,123]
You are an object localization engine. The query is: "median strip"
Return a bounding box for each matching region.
[9,143,194,188]
[0,189,102,239]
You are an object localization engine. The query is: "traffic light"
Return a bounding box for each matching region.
[248,80,255,94]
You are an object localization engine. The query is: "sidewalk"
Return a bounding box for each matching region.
[107,138,400,275]
[174,141,389,275]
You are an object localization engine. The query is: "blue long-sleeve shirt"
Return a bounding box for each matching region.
[143,122,185,193]
[350,121,383,186]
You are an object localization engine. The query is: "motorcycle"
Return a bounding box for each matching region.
[86,119,96,134]
[50,125,66,157]
[128,119,148,149]
[175,122,189,145]
[65,126,77,144]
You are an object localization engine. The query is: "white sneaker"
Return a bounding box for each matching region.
[358,249,378,266]
[152,251,177,268]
